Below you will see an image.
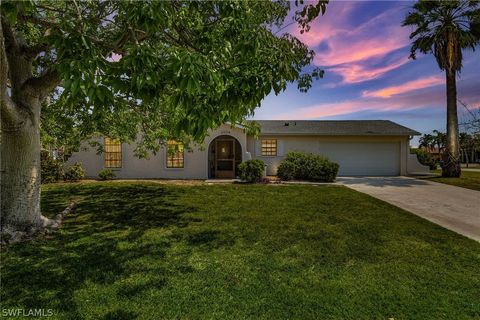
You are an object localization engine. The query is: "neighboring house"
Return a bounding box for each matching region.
[67,120,426,179]
[419,146,443,161]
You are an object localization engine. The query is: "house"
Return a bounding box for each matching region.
[67,120,427,179]
[419,146,443,161]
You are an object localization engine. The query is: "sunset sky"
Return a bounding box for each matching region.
[253,1,480,145]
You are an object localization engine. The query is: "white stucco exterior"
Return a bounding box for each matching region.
[67,122,422,179]
[68,124,248,179]
[249,135,409,176]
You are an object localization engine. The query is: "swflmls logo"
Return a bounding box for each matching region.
[1,308,54,317]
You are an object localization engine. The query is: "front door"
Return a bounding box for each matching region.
[215,139,235,178]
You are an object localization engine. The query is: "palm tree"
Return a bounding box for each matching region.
[403,0,480,177]
[419,133,435,152]
[432,130,446,154]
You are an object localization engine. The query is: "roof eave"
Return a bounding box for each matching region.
[257,132,419,136]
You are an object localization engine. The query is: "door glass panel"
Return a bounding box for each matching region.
[216,141,234,160]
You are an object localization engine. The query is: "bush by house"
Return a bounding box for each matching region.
[277,151,339,182]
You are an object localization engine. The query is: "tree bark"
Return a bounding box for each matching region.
[442,69,461,177]
[1,18,60,233]
[1,94,43,232]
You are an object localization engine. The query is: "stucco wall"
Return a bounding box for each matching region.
[407,153,430,174]
[68,127,411,178]
[67,124,248,179]
[249,135,410,176]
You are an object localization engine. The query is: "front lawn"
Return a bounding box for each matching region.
[1,182,479,319]
[424,169,480,191]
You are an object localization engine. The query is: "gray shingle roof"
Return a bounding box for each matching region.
[248,120,420,136]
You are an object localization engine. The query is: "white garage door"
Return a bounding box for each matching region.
[318,141,400,176]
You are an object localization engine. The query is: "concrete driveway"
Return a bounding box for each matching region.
[338,177,480,242]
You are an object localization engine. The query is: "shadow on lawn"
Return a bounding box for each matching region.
[0,183,197,319]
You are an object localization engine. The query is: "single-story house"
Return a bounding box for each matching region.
[67,120,428,179]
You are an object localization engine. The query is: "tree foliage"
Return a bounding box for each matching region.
[403,0,480,177]
[419,130,446,153]
[459,99,480,134]
[411,148,437,170]
[403,0,480,73]
[40,150,63,184]
[418,130,480,165]
[1,0,327,155]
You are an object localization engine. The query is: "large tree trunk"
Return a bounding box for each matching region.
[1,18,61,237]
[442,69,461,177]
[1,97,43,232]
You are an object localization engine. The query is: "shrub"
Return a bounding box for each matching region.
[64,163,85,182]
[276,161,295,181]
[411,148,437,170]
[238,159,265,183]
[98,169,116,180]
[40,150,64,184]
[277,151,339,182]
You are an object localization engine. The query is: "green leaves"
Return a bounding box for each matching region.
[1,0,35,24]
[403,0,480,71]
[295,0,329,33]
[5,0,328,154]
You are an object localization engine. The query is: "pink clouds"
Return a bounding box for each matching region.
[362,75,444,98]
[291,3,411,84]
[292,2,353,48]
[256,2,480,134]
[330,56,409,84]
[312,21,409,67]
[270,73,479,121]
[274,86,447,120]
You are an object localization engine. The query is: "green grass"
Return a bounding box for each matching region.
[1,182,479,319]
[425,169,480,191]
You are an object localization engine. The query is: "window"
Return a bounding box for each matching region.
[261,139,277,156]
[104,137,122,168]
[166,141,184,168]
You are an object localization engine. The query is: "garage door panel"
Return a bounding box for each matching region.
[318,142,400,176]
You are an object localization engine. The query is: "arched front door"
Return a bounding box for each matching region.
[208,135,242,179]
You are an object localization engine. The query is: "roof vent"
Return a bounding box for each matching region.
[284,122,289,126]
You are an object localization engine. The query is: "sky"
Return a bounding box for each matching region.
[252,1,480,145]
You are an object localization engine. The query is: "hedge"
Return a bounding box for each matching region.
[277,151,339,182]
